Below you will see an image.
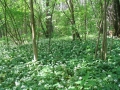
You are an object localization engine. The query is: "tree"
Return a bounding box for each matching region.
[113,0,120,36]
[3,0,8,45]
[45,0,56,38]
[101,0,107,60]
[65,0,81,40]
[30,0,38,61]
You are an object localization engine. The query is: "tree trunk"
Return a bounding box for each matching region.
[68,0,81,41]
[4,0,9,45]
[30,0,38,61]
[101,0,107,60]
[113,0,120,36]
[45,0,54,38]
[84,0,87,40]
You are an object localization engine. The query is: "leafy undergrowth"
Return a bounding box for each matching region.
[0,38,120,90]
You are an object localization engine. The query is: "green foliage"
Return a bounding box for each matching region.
[0,38,120,90]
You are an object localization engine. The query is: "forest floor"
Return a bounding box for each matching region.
[0,37,120,90]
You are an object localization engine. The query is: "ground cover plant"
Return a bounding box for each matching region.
[1,0,120,90]
[0,38,120,90]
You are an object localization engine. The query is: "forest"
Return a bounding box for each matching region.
[0,0,120,89]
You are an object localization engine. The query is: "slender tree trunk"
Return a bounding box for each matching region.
[45,0,56,38]
[30,0,38,61]
[23,1,28,34]
[84,0,87,40]
[101,0,107,60]
[95,21,102,58]
[68,0,81,41]
[113,0,120,36]
[4,0,9,46]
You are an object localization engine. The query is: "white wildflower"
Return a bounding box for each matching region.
[114,79,117,83]
[118,84,120,87]
[15,80,20,86]
[94,86,97,89]
[79,77,82,80]
[108,75,111,78]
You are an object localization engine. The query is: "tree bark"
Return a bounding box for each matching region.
[68,0,81,41]
[30,0,38,61]
[45,0,56,38]
[101,0,107,60]
[113,0,120,36]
